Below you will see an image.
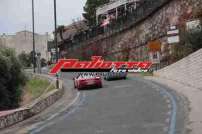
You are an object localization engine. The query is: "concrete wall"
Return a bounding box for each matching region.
[0,108,30,129]
[0,76,64,129]
[155,48,202,90]
[0,31,49,59]
[65,0,202,61]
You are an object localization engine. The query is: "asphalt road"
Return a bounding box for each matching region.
[31,73,187,134]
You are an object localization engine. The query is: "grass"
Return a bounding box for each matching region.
[24,76,55,99]
[49,64,56,69]
[140,71,154,76]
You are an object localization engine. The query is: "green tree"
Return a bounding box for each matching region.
[83,0,109,26]
[185,28,202,52]
[41,58,47,67]
[0,48,26,110]
[18,51,32,68]
[172,23,202,62]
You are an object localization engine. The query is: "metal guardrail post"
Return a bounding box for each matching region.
[56,73,59,89]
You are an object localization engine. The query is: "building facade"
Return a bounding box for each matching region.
[96,0,140,24]
[0,31,50,59]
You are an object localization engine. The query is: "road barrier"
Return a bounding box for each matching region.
[0,75,64,129]
[155,48,202,90]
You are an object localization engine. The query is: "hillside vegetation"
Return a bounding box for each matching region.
[0,48,26,110]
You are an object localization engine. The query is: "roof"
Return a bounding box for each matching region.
[16,30,40,36]
[58,20,89,41]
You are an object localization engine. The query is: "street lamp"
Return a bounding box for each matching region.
[32,0,36,73]
[54,0,59,62]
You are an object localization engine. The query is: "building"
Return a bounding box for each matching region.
[57,20,89,43]
[96,0,140,24]
[56,20,89,58]
[0,30,50,59]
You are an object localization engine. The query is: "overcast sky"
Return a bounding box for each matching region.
[0,0,86,35]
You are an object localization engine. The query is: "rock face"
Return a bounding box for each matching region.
[62,0,202,61]
[155,48,202,90]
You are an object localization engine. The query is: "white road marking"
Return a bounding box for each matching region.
[113,85,133,89]
[29,92,81,134]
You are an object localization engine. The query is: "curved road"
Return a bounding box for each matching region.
[30,73,186,134]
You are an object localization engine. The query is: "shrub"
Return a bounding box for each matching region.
[172,23,202,62]
[0,48,26,110]
[185,28,202,52]
[18,51,32,68]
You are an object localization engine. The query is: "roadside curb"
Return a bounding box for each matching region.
[145,76,202,134]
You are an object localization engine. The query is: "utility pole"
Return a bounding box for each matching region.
[54,0,58,62]
[54,0,59,87]
[32,0,36,73]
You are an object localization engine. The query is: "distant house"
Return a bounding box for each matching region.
[57,20,89,43]
[56,20,89,58]
[96,0,140,25]
[0,30,50,59]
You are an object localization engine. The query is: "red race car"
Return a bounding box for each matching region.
[73,74,102,90]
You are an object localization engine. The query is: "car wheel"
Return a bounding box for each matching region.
[77,84,81,90]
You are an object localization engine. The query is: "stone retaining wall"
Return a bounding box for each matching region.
[64,0,202,61]
[155,48,202,90]
[0,75,64,129]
